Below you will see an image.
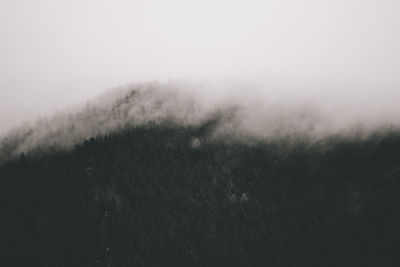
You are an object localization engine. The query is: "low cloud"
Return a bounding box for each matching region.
[1,79,400,160]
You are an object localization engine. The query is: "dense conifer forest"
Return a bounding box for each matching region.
[2,116,400,266]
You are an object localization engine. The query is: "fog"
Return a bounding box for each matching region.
[1,0,400,136]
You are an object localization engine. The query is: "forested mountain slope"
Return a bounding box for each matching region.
[2,118,400,266]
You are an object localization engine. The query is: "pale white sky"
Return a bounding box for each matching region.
[1,0,400,134]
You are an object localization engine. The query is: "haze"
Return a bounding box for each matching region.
[1,0,400,135]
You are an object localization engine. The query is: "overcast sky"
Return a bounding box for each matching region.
[1,0,400,134]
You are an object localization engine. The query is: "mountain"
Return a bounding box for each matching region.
[1,82,400,266]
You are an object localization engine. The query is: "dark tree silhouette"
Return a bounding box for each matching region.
[2,121,400,266]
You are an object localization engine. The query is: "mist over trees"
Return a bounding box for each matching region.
[2,81,400,266]
[1,80,400,160]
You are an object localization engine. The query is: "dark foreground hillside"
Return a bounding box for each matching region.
[2,121,400,266]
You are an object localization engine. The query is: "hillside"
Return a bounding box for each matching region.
[2,116,400,266]
[2,83,400,266]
